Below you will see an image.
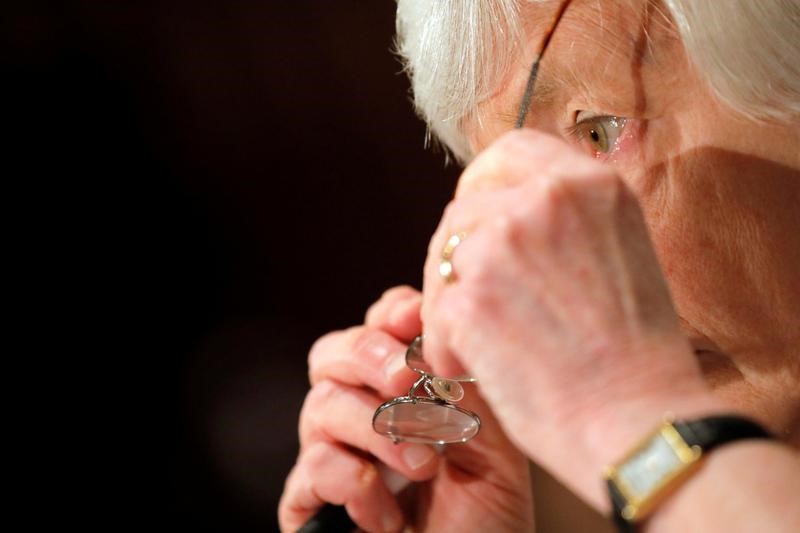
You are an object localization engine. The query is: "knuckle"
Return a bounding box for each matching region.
[465,252,494,288]
[303,441,338,471]
[462,147,507,190]
[499,129,562,163]
[308,379,339,407]
[364,298,381,321]
[491,212,526,246]
[540,175,569,206]
[494,128,536,153]
[440,201,460,227]
[526,176,570,235]
[367,286,419,324]
[346,326,386,363]
[307,329,351,385]
[298,381,339,439]
[507,129,545,155]
[297,398,315,440]
[308,330,340,368]
[357,461,379,489]
[381,284,417,301]
[491,212,515,235]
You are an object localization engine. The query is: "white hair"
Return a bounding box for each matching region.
[395,0,800,163]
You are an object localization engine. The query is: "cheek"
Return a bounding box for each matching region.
[708,375,796,436]
[634,147,800,358]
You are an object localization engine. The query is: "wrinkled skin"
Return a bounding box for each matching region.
[280,0,800,530]
[279,287,533,532]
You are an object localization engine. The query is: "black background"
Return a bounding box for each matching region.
[7,1,458,531]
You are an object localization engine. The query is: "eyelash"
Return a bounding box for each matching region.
[564,114,628,158]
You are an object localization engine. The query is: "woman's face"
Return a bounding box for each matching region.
[465,0,800,439]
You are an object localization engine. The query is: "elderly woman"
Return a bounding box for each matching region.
[280,0,800,531]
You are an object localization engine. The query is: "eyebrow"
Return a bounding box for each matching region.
[514,0,575,128]
[495,76,560,128]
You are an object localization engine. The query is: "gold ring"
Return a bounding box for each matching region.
[439,232,466,283]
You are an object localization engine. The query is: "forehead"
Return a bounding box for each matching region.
[522,0,659,50]
[479,0,678,132]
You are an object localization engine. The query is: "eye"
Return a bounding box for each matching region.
[567,112,628,156]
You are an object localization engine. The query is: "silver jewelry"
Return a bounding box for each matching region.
[372,336,480,444]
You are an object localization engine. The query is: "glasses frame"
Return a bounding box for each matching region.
[515,0,575,128]
[372,393,481,445]
[372,340,481,445]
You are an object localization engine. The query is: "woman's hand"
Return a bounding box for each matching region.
[278,286,534,532]
[420,130,730,511]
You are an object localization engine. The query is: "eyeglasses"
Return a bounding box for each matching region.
[372,0,575,446]
[372,336,480,445]
[515,0,575,128]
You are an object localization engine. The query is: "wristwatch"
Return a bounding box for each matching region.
[604,415,773,533]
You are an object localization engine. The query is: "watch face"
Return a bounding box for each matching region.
[618,432,686,497]
[606,422,702,520]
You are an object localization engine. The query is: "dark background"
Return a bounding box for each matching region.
[7,2,610,531]
[7,1,456,531]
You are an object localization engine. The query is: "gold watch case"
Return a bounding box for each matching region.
[603,420,703,521]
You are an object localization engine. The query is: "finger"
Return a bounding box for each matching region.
[365,285,423,342]
[278,441,404,533]
[454,129,605,199]
[419,319,469,379]
[299,380,440,481]
[441,384,534,486]
[420,195,510,379]
[425,225,519,380]
[308,326,420,398]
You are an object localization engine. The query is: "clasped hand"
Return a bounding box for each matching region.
[279,130,720,532]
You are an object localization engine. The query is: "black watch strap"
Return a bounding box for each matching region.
[608,478,636,533]
[673,416,772,452]
[607,415,773,533]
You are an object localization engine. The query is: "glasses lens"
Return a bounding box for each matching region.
[372,397,480,444]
